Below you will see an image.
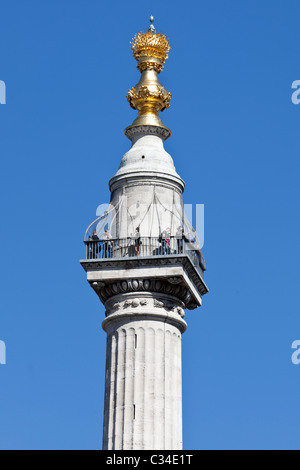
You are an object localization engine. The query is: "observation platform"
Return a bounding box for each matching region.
[80,237,208,310]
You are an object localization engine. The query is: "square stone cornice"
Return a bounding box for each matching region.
[80,255,208,310]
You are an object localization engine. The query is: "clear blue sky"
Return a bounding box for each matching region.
[0,0,300,450]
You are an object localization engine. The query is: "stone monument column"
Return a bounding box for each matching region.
[81,16,208,450]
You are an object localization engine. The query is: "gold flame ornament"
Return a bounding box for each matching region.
[125,16,172,139]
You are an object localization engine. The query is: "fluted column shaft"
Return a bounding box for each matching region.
[102,292,186,450]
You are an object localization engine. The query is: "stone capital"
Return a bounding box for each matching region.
[102,291,187,334]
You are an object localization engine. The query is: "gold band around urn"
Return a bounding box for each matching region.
[127,85,172,114]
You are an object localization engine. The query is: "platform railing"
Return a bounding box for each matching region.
[84,236,206,277]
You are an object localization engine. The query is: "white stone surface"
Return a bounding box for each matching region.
[115,132,180,179]
[108,131,185,240]
[102,294,185,450]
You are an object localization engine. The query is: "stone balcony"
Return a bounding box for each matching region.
[80,237,208,310]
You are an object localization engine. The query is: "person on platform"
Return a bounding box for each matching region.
[88,230,100,259]
[134,227,141,256]
[102,229,113,258]
[175,225,185,254]
[161,227,171,255]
